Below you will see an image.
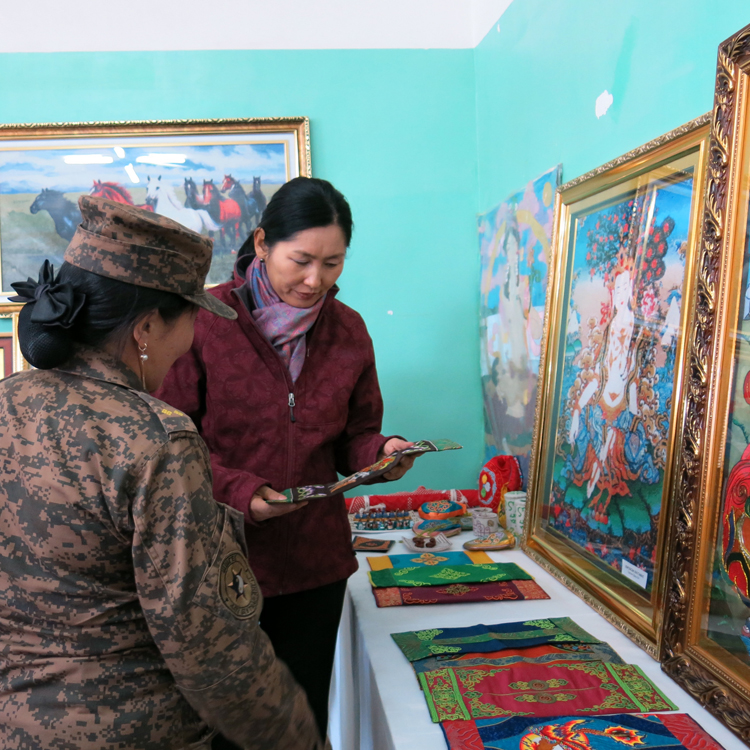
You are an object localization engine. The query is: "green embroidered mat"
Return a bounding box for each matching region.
[391,617,600,662]
[368,562,532,589]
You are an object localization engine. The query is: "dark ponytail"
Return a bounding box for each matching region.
[237,176,353,259]
[17,262,195,370]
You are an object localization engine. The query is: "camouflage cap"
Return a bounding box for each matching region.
[64,195,237,319]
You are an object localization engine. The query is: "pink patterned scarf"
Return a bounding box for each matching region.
[247,256,325,382]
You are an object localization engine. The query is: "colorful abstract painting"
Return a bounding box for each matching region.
[479,165,561,479]
[546,168,695,594]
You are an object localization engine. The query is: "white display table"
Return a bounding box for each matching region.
[327,530,738,750]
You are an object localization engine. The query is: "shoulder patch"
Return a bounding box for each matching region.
[219,551,261,619]
[134,392,197,435]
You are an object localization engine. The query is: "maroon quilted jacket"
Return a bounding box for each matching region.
[155,269,390,597]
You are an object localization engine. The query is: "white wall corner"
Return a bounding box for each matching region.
[470,0,515,47]
[0,0,480,52]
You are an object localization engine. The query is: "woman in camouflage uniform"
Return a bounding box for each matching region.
[0,196,323,750]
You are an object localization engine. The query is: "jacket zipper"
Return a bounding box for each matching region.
[238,293,331,595]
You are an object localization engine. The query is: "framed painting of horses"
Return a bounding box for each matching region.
[659,23,750,743]
[522,114,710,658]
[0,117,311,291]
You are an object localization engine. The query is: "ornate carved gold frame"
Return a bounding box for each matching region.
[523,114,711,659]
[0,303,28,374]
[660,23,750,745]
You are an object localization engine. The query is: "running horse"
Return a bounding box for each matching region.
[90,180,154,211]
[145,176,220,235]
[220,174,260,236]
[183,177,203,211]
[202,179,243,248]
[251,176,267,214]
[29,189,81,242]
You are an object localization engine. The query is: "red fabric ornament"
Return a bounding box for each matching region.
[478,456,522,525]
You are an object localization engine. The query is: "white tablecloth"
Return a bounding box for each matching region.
[327,530,738,750]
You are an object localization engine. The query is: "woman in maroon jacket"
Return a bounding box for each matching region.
[156,177,415,745]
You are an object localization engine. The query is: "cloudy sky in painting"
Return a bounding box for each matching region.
[0,141,287,194]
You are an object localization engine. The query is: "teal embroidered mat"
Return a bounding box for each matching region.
[391,617,600,662]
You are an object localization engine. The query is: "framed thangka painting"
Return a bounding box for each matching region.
[479,165,561,482]
[523,114,710,657]
[0,118,311,291]
[661,24,750,743]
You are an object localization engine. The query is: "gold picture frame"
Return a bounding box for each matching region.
[523,114,711,658]
[0,303,29,376]
[0,117,311,290]
[660,23,750,744]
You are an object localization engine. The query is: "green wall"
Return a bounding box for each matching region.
[0,49,483,492]
[474,1,750,212]
[4,3,742,496]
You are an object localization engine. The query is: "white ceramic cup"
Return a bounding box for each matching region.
[471,507,498,539]
[504,491,527,539]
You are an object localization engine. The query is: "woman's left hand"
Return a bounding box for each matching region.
[379,437,419,481]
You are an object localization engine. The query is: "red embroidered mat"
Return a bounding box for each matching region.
[418,661,677,722]
[440,713,725,750]
[372,579,549,607]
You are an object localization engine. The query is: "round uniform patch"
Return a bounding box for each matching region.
[219,551,260,620]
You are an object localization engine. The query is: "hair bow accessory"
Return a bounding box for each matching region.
[9,260,86,329]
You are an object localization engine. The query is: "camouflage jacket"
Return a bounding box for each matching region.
[0,347,322,750]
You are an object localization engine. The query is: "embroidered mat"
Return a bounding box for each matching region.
[418,661,677,722]
[367,550,493,570]
[373,579,549,608]
[411,641,625,675]
[440,713,725,750]
[368,562,532,589]
[391,617,599,662]
[352,537,395,553]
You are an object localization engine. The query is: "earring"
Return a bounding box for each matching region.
[138,341,149,390]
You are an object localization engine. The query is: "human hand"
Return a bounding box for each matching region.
[250,485,309,522]
[379,437,419,481]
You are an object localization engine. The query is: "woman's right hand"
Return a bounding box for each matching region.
[250,485,308,522]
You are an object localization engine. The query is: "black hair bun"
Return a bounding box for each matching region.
[17,302,73,369]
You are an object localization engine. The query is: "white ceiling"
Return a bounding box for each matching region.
[0,0,514,52]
